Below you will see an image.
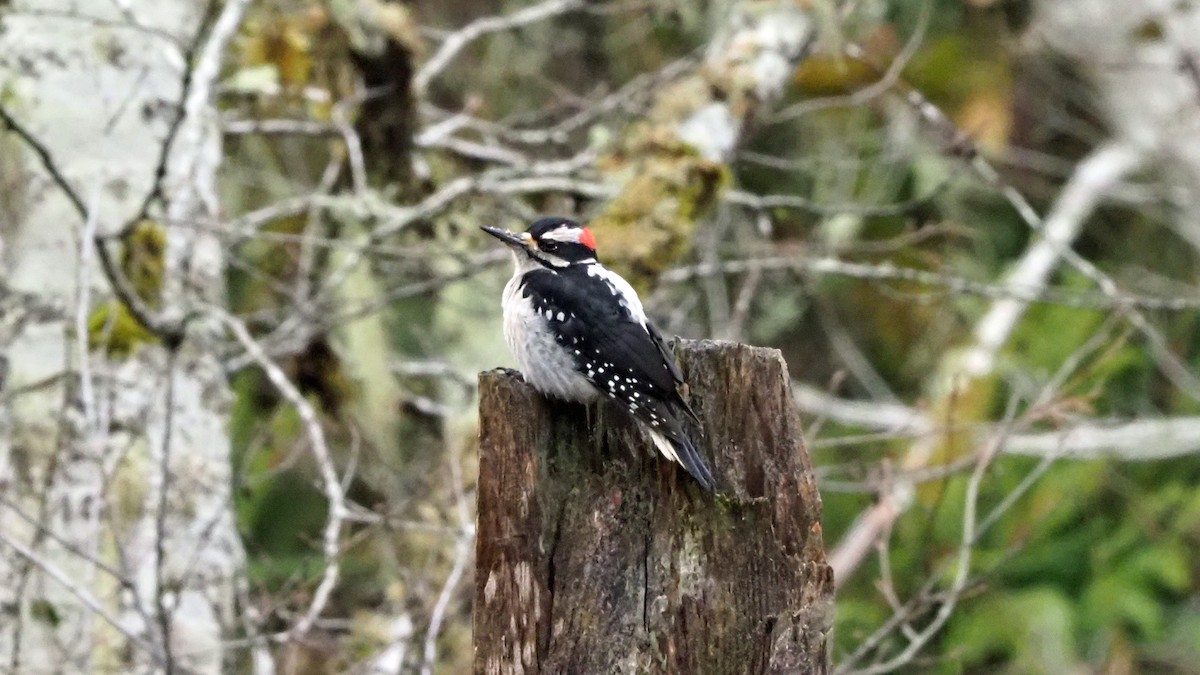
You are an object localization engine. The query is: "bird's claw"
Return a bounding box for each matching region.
[495,367,525,381]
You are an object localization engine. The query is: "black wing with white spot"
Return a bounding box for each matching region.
[518,268,715,489]
[519,268,676,396]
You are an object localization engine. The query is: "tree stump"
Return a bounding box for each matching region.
[475,340,833,674]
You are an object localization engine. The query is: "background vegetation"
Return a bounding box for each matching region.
[4,0,1200,673]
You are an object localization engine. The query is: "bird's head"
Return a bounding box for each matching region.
[481,217,597,268]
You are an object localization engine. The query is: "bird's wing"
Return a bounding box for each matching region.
[519,268,679,396]
[521,268,713,489]
[646,321,685,386]
[643,320,701,425]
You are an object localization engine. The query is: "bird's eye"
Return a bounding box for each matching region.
[540,240,557,250]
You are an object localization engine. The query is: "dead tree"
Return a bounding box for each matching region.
[475,339,833,674]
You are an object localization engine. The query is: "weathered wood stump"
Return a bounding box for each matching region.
[475,340,833,674]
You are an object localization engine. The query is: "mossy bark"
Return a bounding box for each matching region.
[587,3,813,288]
[475,340,833,674]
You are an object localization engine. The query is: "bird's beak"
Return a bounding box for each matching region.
[481,225,534,250]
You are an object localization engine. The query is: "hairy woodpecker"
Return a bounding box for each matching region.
[482,217,716,491]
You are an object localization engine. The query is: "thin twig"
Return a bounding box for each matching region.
[961,141,1142,375]
[75,185,102,432]
[133,0,224,220]
[0,529,165,666]
[836,398,1021,675]
[419,449,475,675]
[725,176,954,217]
[413,0,585,96]
[771,0,932,124]
[154,348,181,675]
[216,310,347,640]
[661,254,1200,311]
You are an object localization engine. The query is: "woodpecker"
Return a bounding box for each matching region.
[482,217,716,491]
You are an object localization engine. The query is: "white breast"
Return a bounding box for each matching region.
[502,271,599,403]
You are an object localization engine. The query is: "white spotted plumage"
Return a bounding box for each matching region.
[585,262,648,328]
[485,217,717,491]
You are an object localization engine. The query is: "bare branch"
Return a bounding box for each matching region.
[0,100,183,350]
[828,482,912,590]
[799,381,1200,462]
[834,395,1022,675]
[222,117,339,136]
[419,449,474,675]
[661,254,1200,311]
[1006,417,1200,461]
[416,54,697,147]
[770,0,932,124]
[794,382,931,434]
[215,310,347,640]
[412,0,585,96]
[961,141,1142,376]
[75,186,102,433]
[133,0,223,220]
[881,51,1200,400]
[0,529,164,666]
[726,177,955,218]
[841,427,1010,675]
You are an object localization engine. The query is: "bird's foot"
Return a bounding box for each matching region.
[494,367,525,381]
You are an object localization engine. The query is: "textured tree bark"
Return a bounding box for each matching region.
[475,340,833,674]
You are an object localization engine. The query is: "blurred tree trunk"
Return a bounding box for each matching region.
[0,2,245,673]
[475,340,833,674]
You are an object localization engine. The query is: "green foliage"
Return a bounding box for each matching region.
[243,469,329,589]
[942,587,1077,674]
[212,2,1200,673]
[827,453,1200,672]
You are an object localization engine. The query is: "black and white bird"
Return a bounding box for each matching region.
[482,217,716,491]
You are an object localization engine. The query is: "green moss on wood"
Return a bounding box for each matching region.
[87,301,157,358]
[29,599,60,627]
[120,219,167,307]
[84,220,168,358]
[591,124,727,288]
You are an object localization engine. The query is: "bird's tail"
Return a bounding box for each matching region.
[647,426,716,492]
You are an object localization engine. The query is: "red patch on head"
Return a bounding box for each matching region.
[578,227,597,250]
